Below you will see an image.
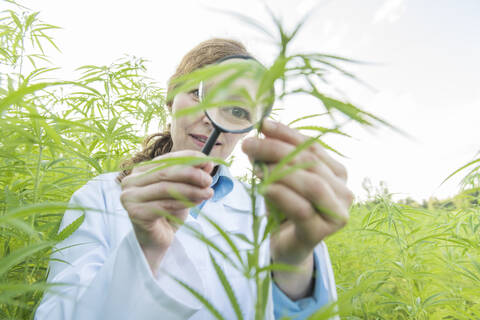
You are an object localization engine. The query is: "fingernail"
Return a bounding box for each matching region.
[206,188,214,198]
[242,138,254,150]
[204,174,213,186]
[263,119,277,131]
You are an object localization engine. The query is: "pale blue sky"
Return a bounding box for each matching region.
[14,0,480,201]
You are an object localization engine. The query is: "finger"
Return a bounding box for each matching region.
[265,183,314,222]
[244,138,342,188]
[264,184,342,246]
[123,165,213,188]
[242,137,290,164]
[127,200,194,223]
[266,174,349,224]
[259,164,354,207]
[195,162,215,175]
[261,120,348,181]
[124,182,214,203]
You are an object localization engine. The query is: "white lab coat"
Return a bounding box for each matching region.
[35,171,337,320]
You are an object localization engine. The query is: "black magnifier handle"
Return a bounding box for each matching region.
[201,126,221,155]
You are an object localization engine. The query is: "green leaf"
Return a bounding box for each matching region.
[255,274,271,320]
[209,252,244,320]
[167,61,251,103]
[55,214,85,242]
[255,262,296,276]
[2,202,72,222]
[293,125,350,138]
[287,113,328,126]
[0,241,54,277]
[201,213,245,270]
[441,158,480,185]
[0,80,79,115]
[172,275,226,320]
[135,156,229,173]
[259,134,320,188]
[260,161,315,188]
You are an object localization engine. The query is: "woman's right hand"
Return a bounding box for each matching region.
[120,150,214,274]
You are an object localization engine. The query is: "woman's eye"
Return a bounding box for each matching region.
[190,89,199,99]
[227,107,250,121]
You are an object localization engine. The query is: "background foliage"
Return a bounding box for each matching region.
[0,1,478,319]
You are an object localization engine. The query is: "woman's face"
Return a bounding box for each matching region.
[169,90,248,160]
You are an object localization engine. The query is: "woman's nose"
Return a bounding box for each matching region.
[201,113,213,128]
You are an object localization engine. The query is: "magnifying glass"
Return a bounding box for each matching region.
[198,56,274,155]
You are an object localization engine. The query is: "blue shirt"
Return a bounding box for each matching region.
[192,165,332,319]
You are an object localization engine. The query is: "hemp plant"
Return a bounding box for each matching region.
[0,1,165,318]
[0,2,409,320]
[148,7,394,320]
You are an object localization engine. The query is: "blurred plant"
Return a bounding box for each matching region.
[443,150,480,190]
[57,56,167,173]
[158,6,399,320]
[327,194,480,319]
[0,1,165,318]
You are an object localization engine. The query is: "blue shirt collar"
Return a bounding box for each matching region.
[190,164,234,218]
[210,164,234,202]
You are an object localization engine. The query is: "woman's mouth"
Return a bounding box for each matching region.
[189,134,222,147]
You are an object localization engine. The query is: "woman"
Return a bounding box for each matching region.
[35,38,353,320]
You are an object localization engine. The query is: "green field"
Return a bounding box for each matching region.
[327,196,480,319]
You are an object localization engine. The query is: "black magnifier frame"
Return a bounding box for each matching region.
[200,55,273,155]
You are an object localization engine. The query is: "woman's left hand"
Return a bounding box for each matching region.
[241,119,354,299]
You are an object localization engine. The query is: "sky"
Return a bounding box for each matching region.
[11,0,480,201]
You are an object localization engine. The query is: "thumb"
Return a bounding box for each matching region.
[195,161,215,175]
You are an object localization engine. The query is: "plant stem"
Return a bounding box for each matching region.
[33,141,43,205]
[106,70,112,171]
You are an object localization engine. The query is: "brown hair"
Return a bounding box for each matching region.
[117,38,252,183]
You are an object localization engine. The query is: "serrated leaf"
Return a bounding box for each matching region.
[209,252,244,320]
[172,275,226,320]
[0,241,54,277]
[55,214,85,242]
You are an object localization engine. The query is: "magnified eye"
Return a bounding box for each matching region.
[224,106,251,121]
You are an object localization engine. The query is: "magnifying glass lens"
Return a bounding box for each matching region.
[201,81,268,132]
[196,58,274,155]
[208,106,252,130]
